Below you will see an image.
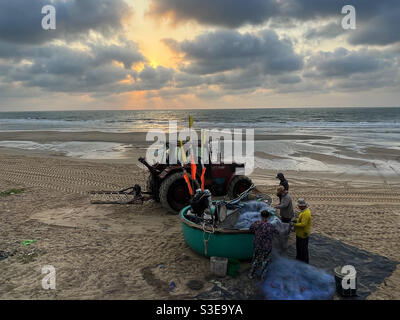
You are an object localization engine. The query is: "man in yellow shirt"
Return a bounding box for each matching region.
[294,198,312,264]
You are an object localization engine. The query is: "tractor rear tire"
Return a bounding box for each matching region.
[159,171,200,214]
[147,174,159,202]
[228,175,253,199]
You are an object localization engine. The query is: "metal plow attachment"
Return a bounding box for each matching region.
[90,184,152,205]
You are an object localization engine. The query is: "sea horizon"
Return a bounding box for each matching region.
[1,105,399,113]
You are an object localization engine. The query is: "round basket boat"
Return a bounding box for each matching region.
[180,205,254,260]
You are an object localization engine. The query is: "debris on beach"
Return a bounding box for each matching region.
[195,267,264,300]
[0,251,10,261]
[0,242,47,264]
[16,247,46,264]
[0,246,18,261]
[209,280,224,289]
[195,282,260,300]
[18,249,39,264]
[169,281,176,292]
[0,188,24,197]
[21,240,36,246]
[186,280,204,291]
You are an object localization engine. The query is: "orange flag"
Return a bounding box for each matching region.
[191,154,197,183]
[183,172,193,196]
[201,167,206,191]
[179,140,194,196]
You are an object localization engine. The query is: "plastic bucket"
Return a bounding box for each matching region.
[334,266,357,297]
[210,256,228,277]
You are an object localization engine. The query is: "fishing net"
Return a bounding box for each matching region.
[269,217,290,254]
[234,201,290,252]
[261,254,335,300]
[234,201,275,229]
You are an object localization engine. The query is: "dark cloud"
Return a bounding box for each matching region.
[162,29,399,96]
[306,48,395,78]
[173,64,302,94]
[149,0,278,28]
[284,47,400,94]
[149,0,364,26]
[134,66,175,90]
[277,74,302,84]
[276,0,400,46]
[0,39,172,94]
[150,0,400,45]
[0,1,171,99]
[0,0,132,44]
[163,29,303,75]
[280,0,360,21]
[349,4,400,46]
[1,0,399,104]
[332,69,400,91]
[173,73,206,89]
[92,43,145,69]
[172,46,400,95]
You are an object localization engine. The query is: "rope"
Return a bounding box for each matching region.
[202,221,215,256]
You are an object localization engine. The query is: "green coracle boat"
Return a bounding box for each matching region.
[180,205,254,260]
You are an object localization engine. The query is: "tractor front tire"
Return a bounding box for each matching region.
[228,175,253,199]
[159,171,199,214]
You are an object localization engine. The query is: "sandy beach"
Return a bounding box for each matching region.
[0,131,400,300]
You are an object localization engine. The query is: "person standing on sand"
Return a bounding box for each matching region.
[248,210,274,279]
[276,172,289,192]
[294,198,312,264]
[276,173,289,202]
[274,186,294,223]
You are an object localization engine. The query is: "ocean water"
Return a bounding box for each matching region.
[0,108,399,133]
[0,108,399,176]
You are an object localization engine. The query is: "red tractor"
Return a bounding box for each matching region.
[139,139,252,213]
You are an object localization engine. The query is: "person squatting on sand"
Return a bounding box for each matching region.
[248,210,275,279]
[274,186,294,223]
[294,198,312,264]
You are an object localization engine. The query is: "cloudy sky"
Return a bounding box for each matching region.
[0,0,399,110]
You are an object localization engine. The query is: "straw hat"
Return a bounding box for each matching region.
[297,198,308,207]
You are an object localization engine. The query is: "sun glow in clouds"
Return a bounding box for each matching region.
[0,0,398,110]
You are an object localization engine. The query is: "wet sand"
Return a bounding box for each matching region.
[0,131,331,144]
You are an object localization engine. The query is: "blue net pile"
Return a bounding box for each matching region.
[234,201,276,230]
[261,254,335,300]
